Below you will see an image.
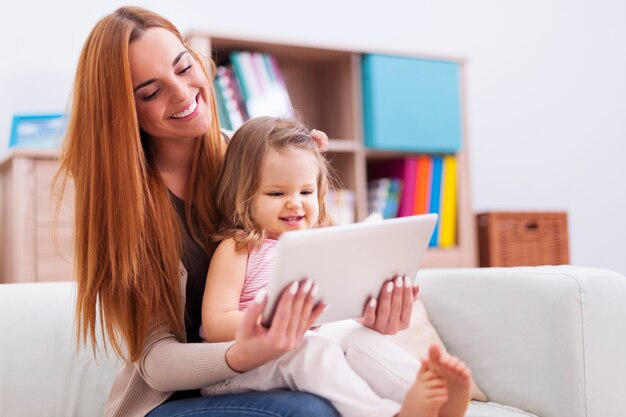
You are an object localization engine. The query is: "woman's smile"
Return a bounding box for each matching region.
[170,94,199,120]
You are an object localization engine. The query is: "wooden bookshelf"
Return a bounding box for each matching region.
[186,31,477,268]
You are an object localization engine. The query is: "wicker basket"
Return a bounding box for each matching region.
[477,212,569,267]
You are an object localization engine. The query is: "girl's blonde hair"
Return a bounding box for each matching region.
[54,6,225,361]
[214,116,335,250]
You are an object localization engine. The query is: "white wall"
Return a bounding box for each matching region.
[1,0,624,274]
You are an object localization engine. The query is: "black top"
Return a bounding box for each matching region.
[170,192,211,344]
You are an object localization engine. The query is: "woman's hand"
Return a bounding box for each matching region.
[225,279,325,372]
[311,129,329,152]
[359,275,419,335]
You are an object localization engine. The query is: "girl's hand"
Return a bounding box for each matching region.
[225,279,325,372]
[359,275,419,335]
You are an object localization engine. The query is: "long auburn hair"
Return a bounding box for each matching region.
[54,6,224,361]
[214,117,335,251]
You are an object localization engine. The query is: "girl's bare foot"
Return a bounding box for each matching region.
[398,360,448,417]
[427,345,472,417]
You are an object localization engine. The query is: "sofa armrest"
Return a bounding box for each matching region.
[0,282,120,416]
[416,265,626,417]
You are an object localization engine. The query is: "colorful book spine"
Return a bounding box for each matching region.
[250,52,277,116]
[229,51,294,120]
[265,54,295,118]
[230,51,265,118]
[215,66,246,130]
[229,52,250,102]
[225,65,250,121]
[428,156,443,247]
[397,158,416,217]
[439,155,457,247]
[212,78,232,131]
[367,178,391,218]
[367,178,403,219]
[384,178,403,219]
[413,155,432,215]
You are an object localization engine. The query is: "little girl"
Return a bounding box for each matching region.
[201,116,471,417]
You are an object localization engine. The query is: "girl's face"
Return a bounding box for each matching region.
[253,147,320,239]
[129,28,212,142]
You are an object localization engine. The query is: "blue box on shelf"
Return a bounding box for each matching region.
[9,114,68,149]
[362,54,462,153]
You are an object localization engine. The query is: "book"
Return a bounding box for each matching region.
[367,178,391,218]
[229,52,250,102]
[250,52,278,116]
[230,51,265,118]
[385,178,403,219]
[439,155,457,247]
[428,156,443,247]
[229,51,295,120]
[264,54,295,118]
[226,64,250,121]
[367,178,403,219]
[215,66,246,130]
[212,78,232,131]
[225,65,250,121]
[368,158,417,218]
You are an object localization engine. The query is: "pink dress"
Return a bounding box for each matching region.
[239,239,278,311]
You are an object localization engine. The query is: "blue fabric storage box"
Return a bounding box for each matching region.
[362,54,462,153]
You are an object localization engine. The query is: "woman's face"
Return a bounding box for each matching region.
[129,27,212,142]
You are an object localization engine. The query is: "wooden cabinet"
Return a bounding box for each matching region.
[186,32,477,268]
[0,150,74,282]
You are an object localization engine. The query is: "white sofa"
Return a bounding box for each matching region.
[1,265,625,417]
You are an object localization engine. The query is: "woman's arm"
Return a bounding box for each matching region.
[137,326,238,391]
[202,238,247,342]
[135,273,326,391]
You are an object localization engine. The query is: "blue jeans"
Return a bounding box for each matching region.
[147,390,340,417]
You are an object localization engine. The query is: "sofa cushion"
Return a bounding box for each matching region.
[387,299,488,402]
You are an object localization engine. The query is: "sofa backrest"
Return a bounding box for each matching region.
[0,281,120,417]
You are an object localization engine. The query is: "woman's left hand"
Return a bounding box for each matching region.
[358,275,419,335]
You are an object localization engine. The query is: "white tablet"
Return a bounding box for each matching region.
[262,213,438,326]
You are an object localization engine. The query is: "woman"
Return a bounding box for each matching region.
[56,6,418,417]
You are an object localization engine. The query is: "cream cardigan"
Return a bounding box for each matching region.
[103,263,238,417]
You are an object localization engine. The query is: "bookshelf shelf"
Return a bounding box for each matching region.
[186,31,477,268]
[327,139,362,153]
